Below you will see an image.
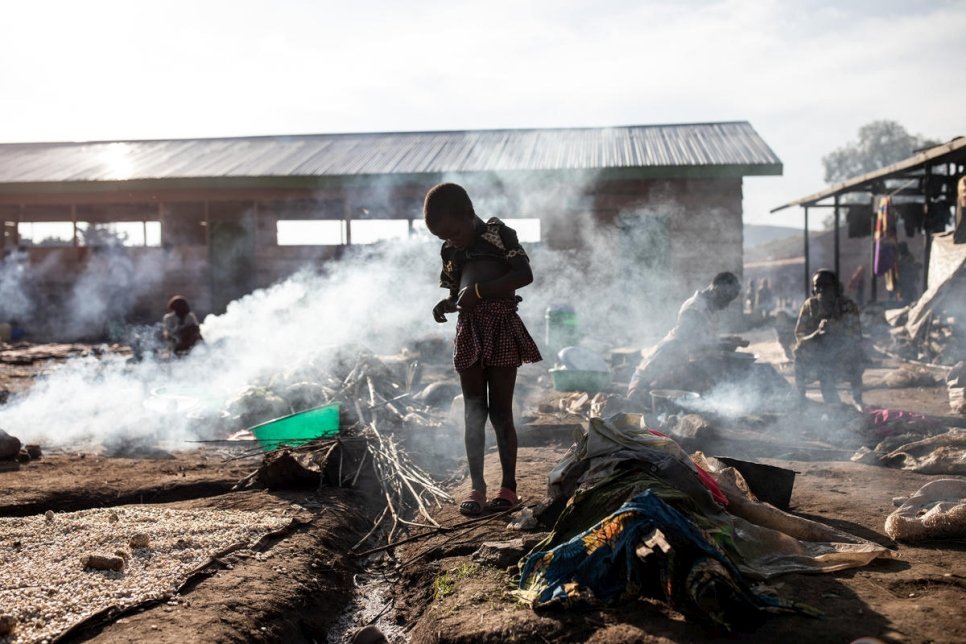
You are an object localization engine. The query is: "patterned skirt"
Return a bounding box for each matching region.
[453,299,543,372]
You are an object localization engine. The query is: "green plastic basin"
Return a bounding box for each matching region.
[251,403,340,450]
[549,368,611,393]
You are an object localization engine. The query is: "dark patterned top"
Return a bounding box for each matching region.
[438,217,529,298]
[794,296,861,346]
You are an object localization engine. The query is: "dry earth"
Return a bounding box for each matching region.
[1,336,965,644]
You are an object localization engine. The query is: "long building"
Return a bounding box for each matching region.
[0,122,781,338]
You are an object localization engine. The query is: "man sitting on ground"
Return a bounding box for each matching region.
[793,269,865,409]
[628,271,743,401]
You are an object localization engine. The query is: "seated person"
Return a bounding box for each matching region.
[628,271,742,400]
[793,269,864,408]
[162,295,203,356]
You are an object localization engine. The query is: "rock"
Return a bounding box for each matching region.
[24,444,42,460]
[0,428,21,460]
[413,381,461,408]
[882,367,937,388]
[16,448,30,463]
[129,533,151,549]
[82,554,126,571]
[662,413,716,452]
[471,538,528,568]
[350,625,388,644]
[255,449,321,490]
[44,510,54,522]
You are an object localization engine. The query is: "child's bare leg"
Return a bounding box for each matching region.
[458,363,488,495]
[486,366,518,492]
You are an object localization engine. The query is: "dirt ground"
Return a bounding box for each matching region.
[1,335,965,644]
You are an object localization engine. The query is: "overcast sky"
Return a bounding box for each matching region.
[2,0,964,228]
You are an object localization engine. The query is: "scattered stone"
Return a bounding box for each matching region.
[130,533,151,549]
[0,428,21,460]
[881,367,937,389]
[255,449,321,490]
[413,381,461,408]
[82,554,126,571]
[114,549,131,562]
[24,444,42,460]
[662,413,716,451]
[471,538,528,568]
[108,511,119,523]
[44,510,54,522]
[350,624,388,644]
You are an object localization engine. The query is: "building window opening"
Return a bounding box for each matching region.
[76,221,161,247]
[16,222,75,246]
[277,220,347,245]
[349,219,409,245]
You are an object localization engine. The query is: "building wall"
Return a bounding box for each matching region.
[0,175,745,340]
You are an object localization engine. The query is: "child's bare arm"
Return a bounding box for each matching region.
[433,297,458,323]
[474,256,533,299]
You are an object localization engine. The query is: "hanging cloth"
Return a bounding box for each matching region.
[846,204,873,238]
[874,196,899,290]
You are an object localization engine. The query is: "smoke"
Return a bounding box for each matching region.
[0,249,32,322]
[0,238,444,451]
[0,245,168,341]
[63,246,163,340]
[0,172,748,453]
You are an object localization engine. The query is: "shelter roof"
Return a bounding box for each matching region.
[771,137,966,212]
[0,122,781,189]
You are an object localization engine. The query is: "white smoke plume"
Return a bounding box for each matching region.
[0,175,748,452]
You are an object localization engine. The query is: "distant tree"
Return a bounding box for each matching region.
[822,120,939,184]
[79,223,128,247]
[819,120,939,228]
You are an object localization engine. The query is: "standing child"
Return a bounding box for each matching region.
[424,183,542,516]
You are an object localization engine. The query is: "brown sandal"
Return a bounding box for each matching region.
[487,487,520,511]
[459,490,486,516]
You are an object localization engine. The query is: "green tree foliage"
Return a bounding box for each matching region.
[822,120,938,184]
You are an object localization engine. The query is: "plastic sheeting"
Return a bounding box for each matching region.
[542,414,896,582]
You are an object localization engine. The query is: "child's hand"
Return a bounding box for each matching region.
[433,298,458,323]
[456,285,481,312]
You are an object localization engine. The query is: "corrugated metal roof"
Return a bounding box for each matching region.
[770,137,966,212]
[0,122,781,185]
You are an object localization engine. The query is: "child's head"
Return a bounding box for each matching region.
[423,183,477,247]
[167,295,191,317]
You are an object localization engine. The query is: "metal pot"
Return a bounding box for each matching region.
[648,389,700,415]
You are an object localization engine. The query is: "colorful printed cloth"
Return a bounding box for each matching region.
[518,490,819,630]
[453,298,542,372]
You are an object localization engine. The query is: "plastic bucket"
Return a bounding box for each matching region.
[251,402,340,451]
[545,305,579,356]
[716,457,796,510]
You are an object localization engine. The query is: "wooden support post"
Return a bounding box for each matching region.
[803,205,810,298]
[922,166,932,294]
[870,196,878,303]
[833,194,841,280]
[344,196,352,246]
